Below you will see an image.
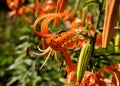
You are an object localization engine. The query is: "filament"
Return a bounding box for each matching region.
[39,49,52,70]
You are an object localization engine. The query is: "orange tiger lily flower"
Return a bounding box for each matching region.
[6,0,34,23]
[35,0,57,17]
[6,0,19,10]
[30,25,78,72]
[31,13,81,72]
[6,0,25,10]
[102,0,120,48]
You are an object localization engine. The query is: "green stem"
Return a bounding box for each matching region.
[92,0,104,56]
[89,0,104,71]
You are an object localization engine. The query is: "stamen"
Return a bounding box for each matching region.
[36,45,51,52]
[51,49,55,56]
[54,50,62,65]
[29,47,51,56]
[39,49,52,70]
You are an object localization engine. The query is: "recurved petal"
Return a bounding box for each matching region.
[102,0,120,48]
[54,0,68,26]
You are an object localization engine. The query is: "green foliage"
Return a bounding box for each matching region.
[0,11,65,85]
[8,19,65,86]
